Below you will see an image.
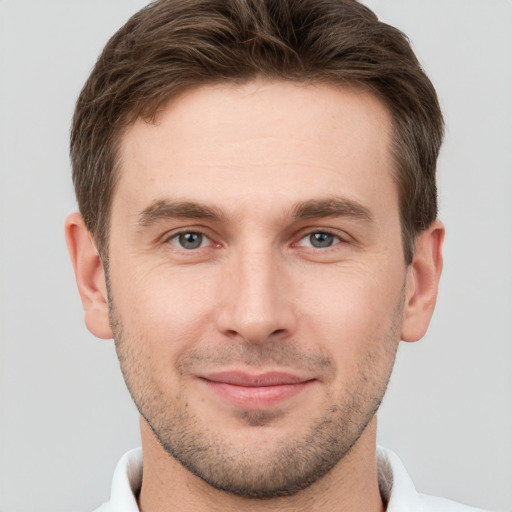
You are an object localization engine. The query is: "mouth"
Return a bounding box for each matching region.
[198,371,316,410]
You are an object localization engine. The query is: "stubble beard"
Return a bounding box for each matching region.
[108,291,403,499]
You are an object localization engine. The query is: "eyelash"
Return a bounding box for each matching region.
[165,230,216,251]
[164,228,347,252]
[294,230,347,251]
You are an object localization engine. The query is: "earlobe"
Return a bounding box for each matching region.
[401,220,445,342]
[65,213,113,339]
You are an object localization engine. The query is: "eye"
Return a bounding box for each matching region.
[298,231,341,249]
[168,231,209,250]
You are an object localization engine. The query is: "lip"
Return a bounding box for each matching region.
[199,371,315,410]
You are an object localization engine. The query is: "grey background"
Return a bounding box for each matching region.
[0,1,511,511]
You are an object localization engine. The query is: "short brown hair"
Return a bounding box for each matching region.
[71,0,443,263]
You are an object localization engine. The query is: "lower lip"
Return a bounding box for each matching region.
[202,380,313,410]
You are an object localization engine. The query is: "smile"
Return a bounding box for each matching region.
[199,371,316,410]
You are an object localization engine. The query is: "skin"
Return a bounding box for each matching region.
[66,80,444,512]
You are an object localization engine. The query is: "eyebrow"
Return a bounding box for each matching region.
[292,197,373,222]
[137,199,225,227]
[137,196,373,229]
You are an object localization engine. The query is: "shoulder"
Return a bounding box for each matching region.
[418,494,492,512]
[92,504,111,512]
[377,447,493,512]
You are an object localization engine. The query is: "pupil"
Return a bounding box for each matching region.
[311,232,333,248]
[179,232,202,249]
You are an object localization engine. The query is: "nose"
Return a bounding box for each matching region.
[215,246,297,344]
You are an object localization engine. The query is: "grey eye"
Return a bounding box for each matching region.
[309,232,335,248]
[174,232,204,249]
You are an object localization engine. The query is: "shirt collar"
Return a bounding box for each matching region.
[103,447,142,512]
[101,446,428,511]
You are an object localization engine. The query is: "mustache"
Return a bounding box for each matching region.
[176,340,335,376]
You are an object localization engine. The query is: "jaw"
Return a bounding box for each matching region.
[138,413,384,512]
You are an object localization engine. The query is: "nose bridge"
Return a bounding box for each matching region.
[217,242,294,343]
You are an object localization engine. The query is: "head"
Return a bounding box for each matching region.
[71,0,443,266]
[66,0,444,502]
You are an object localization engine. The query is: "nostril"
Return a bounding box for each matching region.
[271,329,286,336]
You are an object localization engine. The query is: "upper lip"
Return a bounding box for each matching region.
[200,371,313,387]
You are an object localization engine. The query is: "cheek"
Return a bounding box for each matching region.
[305,283,402,407]
[297,264,405,358]
[110,264,218,360]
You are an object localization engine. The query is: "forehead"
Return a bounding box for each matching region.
[115,80,395,218]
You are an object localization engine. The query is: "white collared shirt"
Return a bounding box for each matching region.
[94,447,490,511]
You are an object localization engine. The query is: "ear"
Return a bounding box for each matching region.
[65,213,113,339]
[401,220,445,342]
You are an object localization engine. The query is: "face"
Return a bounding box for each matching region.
[107,81,408,497]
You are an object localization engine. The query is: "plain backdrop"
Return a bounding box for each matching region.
[0,1,511,511]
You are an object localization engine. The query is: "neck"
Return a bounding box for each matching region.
[137,416,385,512]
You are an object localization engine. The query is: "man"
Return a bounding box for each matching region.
[64,0,489,510]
